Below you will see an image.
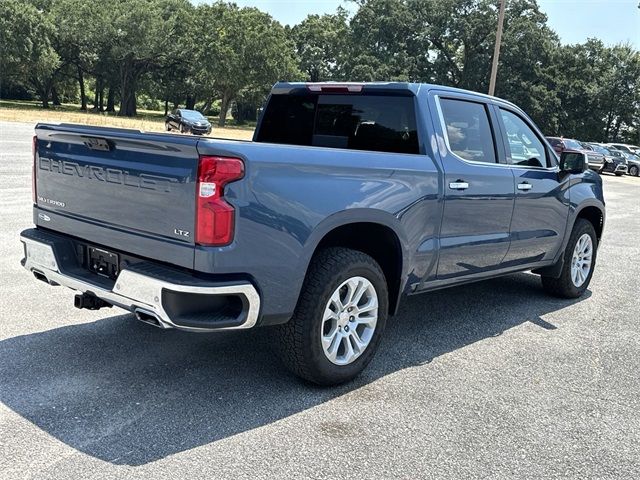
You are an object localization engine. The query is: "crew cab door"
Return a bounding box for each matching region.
[431,93,515,279]
[492,105,569,265]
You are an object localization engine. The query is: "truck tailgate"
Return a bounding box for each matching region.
[34,124,200,266]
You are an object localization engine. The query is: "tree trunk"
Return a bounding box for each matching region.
[185,94,196,110]
[218,92,232,127]
[98,86,104,112]
[106,86,115,112]
[51,87,61,106]
[604,110,614,140]
[612,119,622,141]
[35,80,51,108]
[164,98,169,116]
[78,66,87,110]
[118,57,137,117]
[200,99,212,115]
[93,77,101,110]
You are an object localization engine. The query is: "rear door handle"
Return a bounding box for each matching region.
[517,182,533,191]
[449,181,469,190]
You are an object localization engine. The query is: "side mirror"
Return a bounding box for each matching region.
[560,151,588,174]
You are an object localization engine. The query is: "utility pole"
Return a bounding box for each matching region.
[488,0,506,96]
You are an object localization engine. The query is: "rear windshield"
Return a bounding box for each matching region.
[256,93,419,154]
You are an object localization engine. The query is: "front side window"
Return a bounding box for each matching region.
[439,98,497,164]
[256,93,419,154]
[500,109,548,168]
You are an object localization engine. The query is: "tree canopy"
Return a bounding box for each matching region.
[1,0,638,141]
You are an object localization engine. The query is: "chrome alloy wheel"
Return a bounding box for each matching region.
[321,276,379,366]
[571,233,593,287]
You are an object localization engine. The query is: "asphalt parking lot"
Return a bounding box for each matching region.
[1,120,639,479]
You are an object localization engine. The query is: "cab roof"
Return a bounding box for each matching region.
[271,81,518,108]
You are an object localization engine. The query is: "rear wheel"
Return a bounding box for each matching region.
[629,165,639,176]
[615,171,624,176]
[541,219,597,298]
[275,247,388,385]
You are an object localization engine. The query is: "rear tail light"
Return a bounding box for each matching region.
[32,135,37,204]
[195,155,244,246]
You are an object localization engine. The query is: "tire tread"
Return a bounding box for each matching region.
[541,218,597,298]
[274,247,387,385]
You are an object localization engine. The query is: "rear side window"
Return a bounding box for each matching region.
[256,94,419,154]
[439,98,497,164]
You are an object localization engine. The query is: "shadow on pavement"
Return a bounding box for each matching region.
[0,272,589,465]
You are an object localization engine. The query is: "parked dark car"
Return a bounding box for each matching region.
[546,137,606,171]
[23,82,605,385]
[588,143,629,176]
[165,109,212,135]
[621,152,640,176]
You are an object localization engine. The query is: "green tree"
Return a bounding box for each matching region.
[291,9,350,81]
[346,0,420,81]
[104,0,194,116]
[494,0,561,132]
[552,40,640,140]
[195,3,300,126]
[0,0,61,108]
[48,0,118,111]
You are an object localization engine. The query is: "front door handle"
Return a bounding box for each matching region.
[449,180,469,190]
[517,182,533,191]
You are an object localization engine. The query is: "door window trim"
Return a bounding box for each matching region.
[434,94,507,168]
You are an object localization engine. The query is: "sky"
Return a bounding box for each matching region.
[219,0,640,48]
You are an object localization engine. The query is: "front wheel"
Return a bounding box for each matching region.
[275,247,388,385]
[541,218,597,298]
[629,165,639,176]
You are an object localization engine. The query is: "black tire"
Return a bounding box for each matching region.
[165,122,171,131]
[615,171,624,176]
[541,218,597,298]
[274,247,388,386]
[629,165,639,176]
[180,123,186,134]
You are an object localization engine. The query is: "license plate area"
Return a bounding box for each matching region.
[88,246,119,280]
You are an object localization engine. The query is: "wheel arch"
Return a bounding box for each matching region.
[575,204,604,243]
[303,210,408,316]
[534,201,604,279]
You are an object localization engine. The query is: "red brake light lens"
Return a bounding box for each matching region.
[195,155,244,246]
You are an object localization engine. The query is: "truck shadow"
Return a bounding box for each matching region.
[0,272,589,466]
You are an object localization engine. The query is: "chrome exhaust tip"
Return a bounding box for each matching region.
[134,308,167,329]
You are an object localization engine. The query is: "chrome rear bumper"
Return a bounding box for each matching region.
[20,232,260,332]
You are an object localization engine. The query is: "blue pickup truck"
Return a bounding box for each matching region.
[21,82,605,385]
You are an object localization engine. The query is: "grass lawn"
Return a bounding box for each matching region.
[0,99,255,141]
